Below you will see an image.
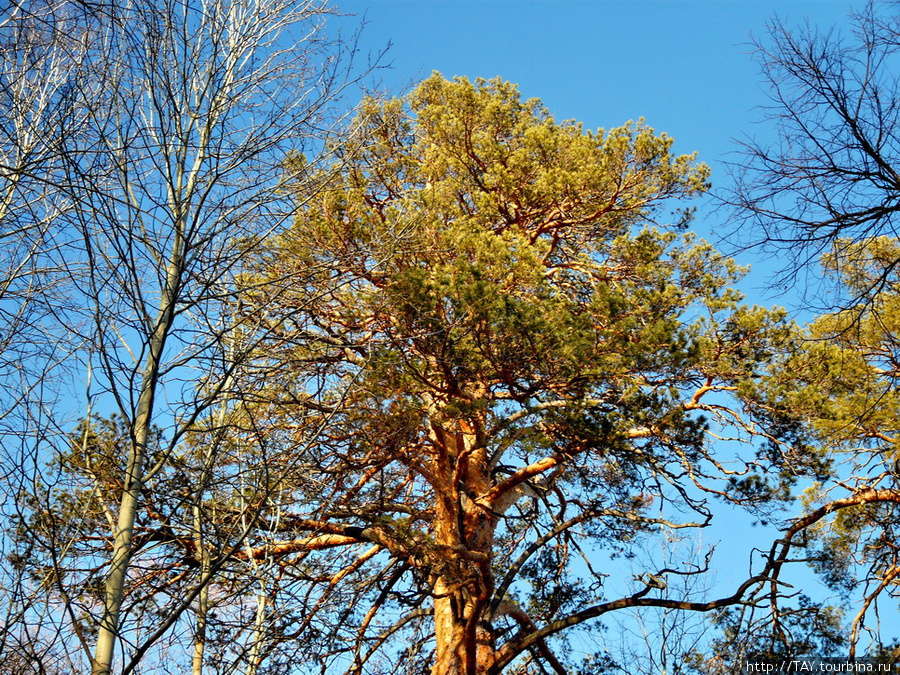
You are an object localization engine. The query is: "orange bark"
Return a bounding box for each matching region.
[429,418,499,675]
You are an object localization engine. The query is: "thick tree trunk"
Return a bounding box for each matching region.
[433,581,497,675]
[429,418,498,675]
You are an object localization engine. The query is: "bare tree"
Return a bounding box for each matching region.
[730,0,900,297]
[0,6,93,668]
[724,3,900,658]
[0,1,366,673]
[0,0,88,436]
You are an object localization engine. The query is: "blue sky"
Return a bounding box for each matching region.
[340,0,859,167]
[338,0,865,298]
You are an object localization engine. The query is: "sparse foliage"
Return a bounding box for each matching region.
[725,0,900,660]
[0,0,363,673]
[732,0,900,298]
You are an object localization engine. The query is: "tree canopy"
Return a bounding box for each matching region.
[234,73,827,674]
[10,4,900,668]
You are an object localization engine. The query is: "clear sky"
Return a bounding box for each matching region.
[336,0,866,298]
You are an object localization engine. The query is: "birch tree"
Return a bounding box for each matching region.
[0,0,87,451]
[722,2,900,657]
[1,0,362,673]
[0,6,92,668]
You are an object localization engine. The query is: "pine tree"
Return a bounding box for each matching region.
[240,74,811,674]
